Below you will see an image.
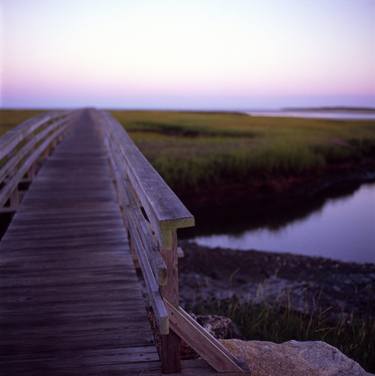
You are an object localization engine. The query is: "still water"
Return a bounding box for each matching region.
[193,182,375,264]
[247,110,375,120]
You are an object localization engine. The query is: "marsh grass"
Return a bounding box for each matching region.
[2,109,375,192]
[112,111,375,192]
[0,110,44,136]
[192,297,375,372]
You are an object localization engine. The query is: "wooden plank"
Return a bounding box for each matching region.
[146,359,245,376]
[127,204,167,286]
[0,121,71,207]
[0,113,56,160]
[165,300,249,374]
[160,229,181,373]
[0,116,69,184]
[0,207,16,214]
[101,111,195,247]
[102,109,198,373]
[0,109,160,376]
[126,211,169,335]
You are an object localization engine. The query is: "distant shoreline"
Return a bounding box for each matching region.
[281,106,375,113]
[2,106,375,113]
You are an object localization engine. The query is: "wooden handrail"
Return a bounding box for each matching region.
[0,111,65,161]
[0,111,73,209]
[0,109,248,374]
[100,111,194,247]
[100,110,249,374]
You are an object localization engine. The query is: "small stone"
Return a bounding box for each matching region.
[190,314,242,339]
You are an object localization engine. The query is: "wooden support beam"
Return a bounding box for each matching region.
[9,189,20,209]
[165,300,249,374]
[26,163,37,180]
[177,246,184,258]
[160,230,181,374]
[0,123,70,207]
[0,207,16,215]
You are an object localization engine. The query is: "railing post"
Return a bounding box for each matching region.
[160,229,181,374]
[27,163,37,180]
[42,145,51,159]
[9,189,20,209]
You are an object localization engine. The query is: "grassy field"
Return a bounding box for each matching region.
[2,109,375,196]
[112,111,375,195]
[0,110,44,136]
[193,298,375,372]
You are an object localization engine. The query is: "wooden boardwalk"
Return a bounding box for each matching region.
[0,110,248,375]
[0,111,163,375]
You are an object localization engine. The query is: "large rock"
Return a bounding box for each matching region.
[221,339,373,376]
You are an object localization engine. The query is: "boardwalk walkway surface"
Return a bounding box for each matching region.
[0,111,163,375]
[0,110,246,376]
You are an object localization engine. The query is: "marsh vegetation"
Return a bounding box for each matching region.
[2,109,374,371]
[193,298,375,372]
[0,110,43,136]
[112,111,375,206]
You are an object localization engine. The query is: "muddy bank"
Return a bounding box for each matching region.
[179,242,375,320]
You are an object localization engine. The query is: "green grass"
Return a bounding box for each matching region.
[192,298,375,372]
[0,110,44,136]
[112,111,375,192]
[3,109,375,194]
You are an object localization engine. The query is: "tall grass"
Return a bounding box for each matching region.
[192,297,375,372]
[112,111,375,192]
[0,110,44,137]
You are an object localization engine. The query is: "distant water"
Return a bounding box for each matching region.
[194,182,375,264]
[247,110,375,120]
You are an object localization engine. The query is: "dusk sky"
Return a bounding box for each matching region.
[1,0,374,109]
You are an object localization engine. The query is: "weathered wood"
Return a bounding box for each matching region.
[0,117,68,184]
[0,207,16,214]
[101,109,248,374]
[8,188,20,208]
[146,359,245,376]
[0,110,160,375]
[0,112,65,160]
[160,229,182,373]
[160,230,179,306]
[126,208,169,334]
[102,110,195,373]
[0,108,249,374]
[0,123,70,207]
[0,113,73,210]
[101,111,194,248]
[165,300,249,373]
[160,331,182,374]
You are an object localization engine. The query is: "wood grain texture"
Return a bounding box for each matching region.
[0,111,73,208]
[0,108,243,375]
[101,111,195,248]
[0,110,161,375]
[165,301,249,374]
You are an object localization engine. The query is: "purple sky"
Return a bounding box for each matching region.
[1,0,375,109]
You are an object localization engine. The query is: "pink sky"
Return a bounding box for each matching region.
[1,0,374,109]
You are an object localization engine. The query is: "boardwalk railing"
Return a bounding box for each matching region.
[101,111,248,374]
[0,112,72,211]
[0,110,248,374]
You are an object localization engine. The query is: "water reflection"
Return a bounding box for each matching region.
[189,182,375,263]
